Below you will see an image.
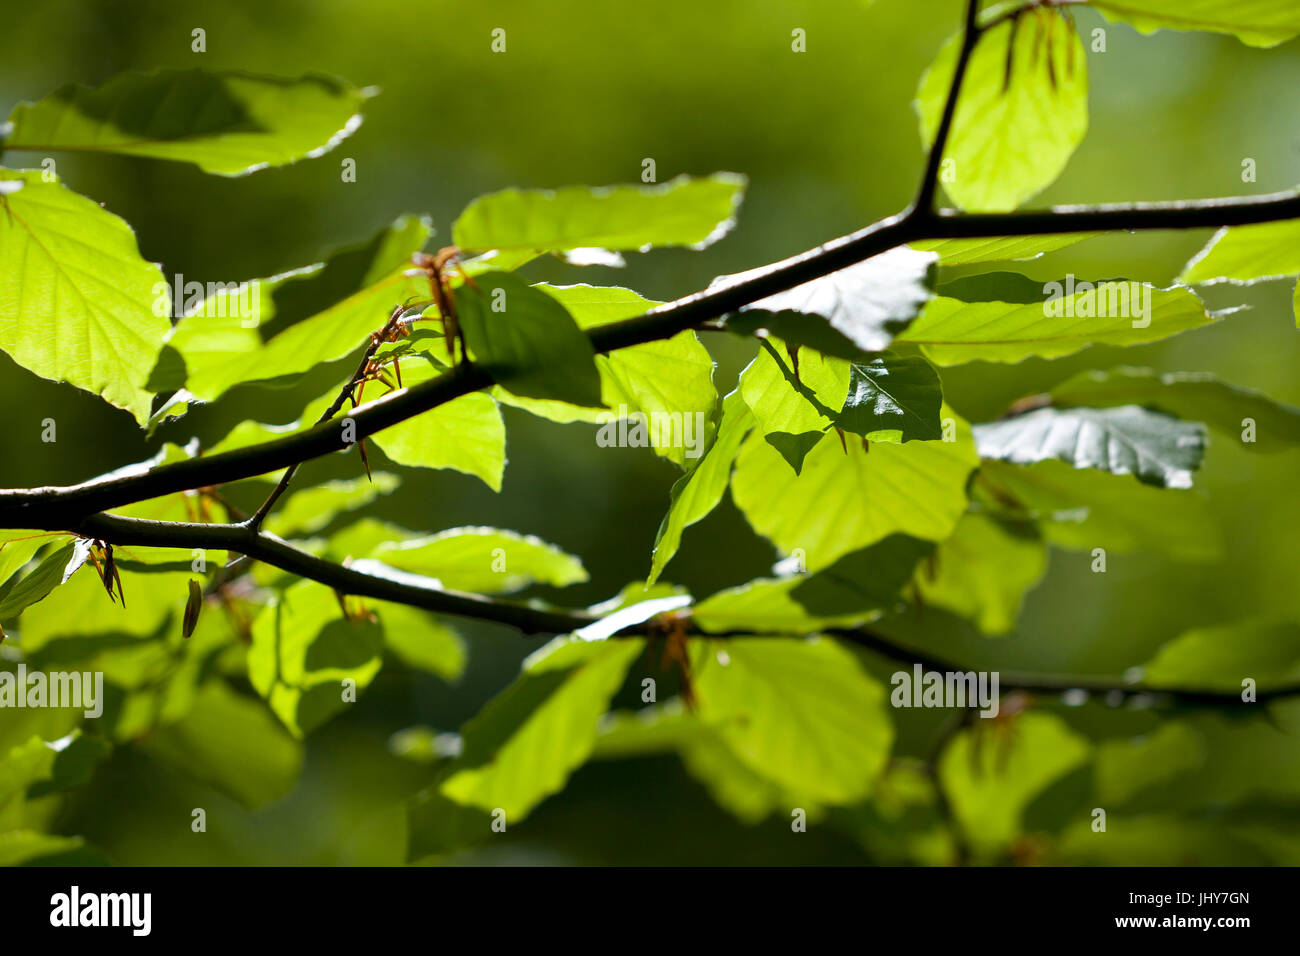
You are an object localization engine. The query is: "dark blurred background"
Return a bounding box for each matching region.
[1,0,1298,863]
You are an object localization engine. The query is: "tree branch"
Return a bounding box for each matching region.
[4,184,1299,529]
[4,0,1299,719]
[61,511,1300,710]
[914,0,981,211]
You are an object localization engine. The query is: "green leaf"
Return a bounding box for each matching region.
[247,581,384,736]
[692,577,875,634]
[371,603,465,681]
[739,340,848,439]
[0,542,89,621]
[595,702,794,824]
[144,681,303,809]
[731,407,978,571]
[213,355,506,491]
[913,512,1047,635]
[503,284,718,469]
[910,233,1098,265]
[693,637,893,804]
[718,247,938,356]
[0,170,169,424]
[0,532,50,590]
[648,389,755,584]
[264,474,399,538]
[367,527,587,594]
[1091,0,1300,48]
[917,10,1088,211]
[0,831,91,867]
[837,353,944,443]
[896,281,1215,365]
[1095,722,1206,806]
[452,173,745,254]
[974,459,1223,561]
[939,712,1090,857]
[437,637,643,819]
[6,70,371,175]
[791,534,937,617]
[455,272,602,407]
[1048,366,1300,453]
[350,361,507,492]
[1141,620,1300,692]
[1180,219,1300,285]
[1,732,109,806]
[162,215,431,402]
[973,405,1207,488]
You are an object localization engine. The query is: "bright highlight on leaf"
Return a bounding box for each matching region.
[973,404,1207,488]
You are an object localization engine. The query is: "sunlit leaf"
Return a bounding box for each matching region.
[0,170,168,424]
[453,174,744,254]
[917,9,1088,211]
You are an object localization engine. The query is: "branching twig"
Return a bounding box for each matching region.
[2,0,1298,716]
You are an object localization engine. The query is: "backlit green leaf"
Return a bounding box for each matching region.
[452,174,744,254]
[731,407,978,571]
[437,637,643,819]
[1092,0,1300,48]
[913,512,1047,635]
[1180,219,1300,285]
[6,69,371,175]
[0,170,168,424]
[917,10,1088,211]
[248,580,384,736]
[896,281,1215,365]
[648,389,754,584]
[693,637,893,804]
[367,527,587,594]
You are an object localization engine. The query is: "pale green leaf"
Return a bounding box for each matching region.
[939,712,1090,856]
[1180,219,1300,285]
[452,173,744,254]
[896,282,1215,365]
[917,10,1088,211]
[0,170,168,424]
[264,474,399,538]
[648,389,754,584]
[144,681,303,808]
[162,215,431,402]
[1092,0,1300,48]
[910,233,1098,265]
[693,637,893,804]
[731,407,978,571]
[437,637,643,819]
[248,580,384,736]
[368,527,587,594]
[913,512,1047,634]
[372,602,465,681]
